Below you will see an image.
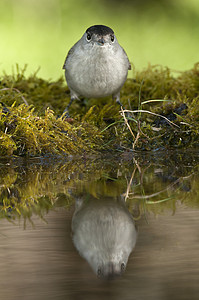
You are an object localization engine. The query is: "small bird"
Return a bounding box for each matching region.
[63,25,131,112]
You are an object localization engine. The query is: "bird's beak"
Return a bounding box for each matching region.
[97,37,105,46]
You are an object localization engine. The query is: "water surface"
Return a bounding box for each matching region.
[0,151,198,300]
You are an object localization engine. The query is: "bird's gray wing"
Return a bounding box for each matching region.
[62,42,77,69]
[122,47,131,70]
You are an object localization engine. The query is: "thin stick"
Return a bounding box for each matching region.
[125,166,137,201]
[133,131,140,149]
[120,106,135,139]
[128,177,182,199]
[122,109,180,129]
[0,88,28,105]
[141,99,171,105]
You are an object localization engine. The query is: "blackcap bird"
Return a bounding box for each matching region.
[63,25,131,112]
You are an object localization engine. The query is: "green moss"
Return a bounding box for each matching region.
[0,152,198,220]
[0,64,199,157]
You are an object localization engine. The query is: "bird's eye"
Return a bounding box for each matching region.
[111,35,114,42]
[121,263,125,271]
[87,33,91,41]
[97,267,102,277]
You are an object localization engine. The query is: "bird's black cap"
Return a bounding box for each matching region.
[86,25,114,36]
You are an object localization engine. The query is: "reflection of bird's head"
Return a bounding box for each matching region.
[97,259,126,280]
[72,196,137,279]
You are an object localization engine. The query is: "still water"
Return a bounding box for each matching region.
[0,151,198,300]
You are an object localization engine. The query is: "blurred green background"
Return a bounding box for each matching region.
[0,0,198,80]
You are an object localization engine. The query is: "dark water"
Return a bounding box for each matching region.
[0,151,198,300]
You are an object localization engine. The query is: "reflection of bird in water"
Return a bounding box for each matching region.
[72,195,137,279]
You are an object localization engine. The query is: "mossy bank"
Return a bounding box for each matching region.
[0,64,199,157]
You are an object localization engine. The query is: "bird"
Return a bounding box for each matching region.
[63,25,131,113]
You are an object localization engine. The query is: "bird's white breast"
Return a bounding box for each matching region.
[65,43,129,98]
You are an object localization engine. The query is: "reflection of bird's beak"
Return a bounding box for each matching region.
[97,38,105,46]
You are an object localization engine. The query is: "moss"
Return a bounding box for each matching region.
[0,151,198,220]
[0,64,199,157]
